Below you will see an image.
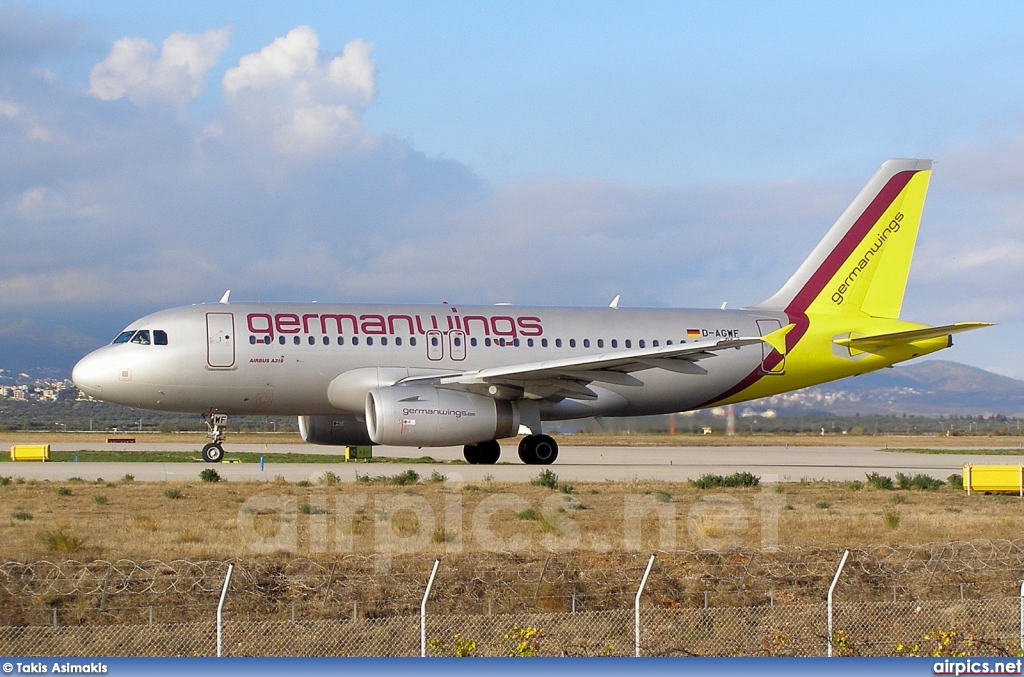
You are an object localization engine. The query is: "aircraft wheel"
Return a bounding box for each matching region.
[478,440,501,464]
[202,443,224,463]
[463,444,482,464]
[518,435,558,465]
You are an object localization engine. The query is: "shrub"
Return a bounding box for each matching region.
[891,493,907,504]
[93,495,108,505]
[429,471,447,483]
[56,487,72,496]
[0,476,10,486]
[40,529,84,552]
[816,501,830,509]
[296,480,311,487]
[558,483,574,494]
[909,474,944,491]
[163,488,182,499]
[516,508,539,521]
[200,468,222,483]
[321,471,340,486]
[653,491,672,503]
[691,472,760,489]
[947,473,964,490]
[11,509,32,521]
[866,472,894,490]
[883,509,901,529]
[530,470,558,489]
[299,503,327,515]
[121,473,135,483]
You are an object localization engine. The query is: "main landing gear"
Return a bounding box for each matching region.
[518,434,558,465]
[202,412,228,463]
[463,440,501,464]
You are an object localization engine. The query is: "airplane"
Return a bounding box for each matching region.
[71,159,990,465]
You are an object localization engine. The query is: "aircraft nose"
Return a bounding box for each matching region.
[71,351,105,398]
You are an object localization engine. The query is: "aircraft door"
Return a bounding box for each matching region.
[449,330,466,361]
[756,319,785,375]
[426,330,444,361]
[207,312,236,368]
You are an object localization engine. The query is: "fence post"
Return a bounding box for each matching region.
[216,563,233,658]
[421,559,440,658]
[1019,580,1024,651]
[635,554,656,657]
[827,550,849,657]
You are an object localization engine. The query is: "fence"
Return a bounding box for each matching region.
[2,542,1024,657]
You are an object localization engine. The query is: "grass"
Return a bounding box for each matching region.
[0,449,446,464]
[93,495,108,505]
[0,474,1001,561]
[56,487,72,496]
[883,510,901,529]
[356,470,420,485]
[11,509,32,521]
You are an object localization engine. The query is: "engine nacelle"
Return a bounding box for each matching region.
[366,385,520,447]
[298,415,374,446]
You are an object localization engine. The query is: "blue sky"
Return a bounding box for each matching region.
[2,1,1023,382]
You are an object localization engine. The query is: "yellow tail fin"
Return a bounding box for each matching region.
[756,159,932,319]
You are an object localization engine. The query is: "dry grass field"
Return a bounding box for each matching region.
[0,469,1014,562]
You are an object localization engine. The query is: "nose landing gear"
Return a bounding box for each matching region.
[202,412,228,463]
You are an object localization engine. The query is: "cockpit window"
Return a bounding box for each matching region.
[130,330,151,345]
[112,331,134,344]
[154,330,168,345]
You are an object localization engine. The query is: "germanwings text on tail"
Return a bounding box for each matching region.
[72,159,991,465]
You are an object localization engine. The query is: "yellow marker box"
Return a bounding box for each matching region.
[963,464,1024,496]
[10,444,50,462]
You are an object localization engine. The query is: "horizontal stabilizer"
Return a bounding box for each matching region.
[833,322,994,351]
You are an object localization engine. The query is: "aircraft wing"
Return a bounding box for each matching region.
[399,333,775,401]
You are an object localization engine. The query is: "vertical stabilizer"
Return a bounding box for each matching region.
[754,159,932,319]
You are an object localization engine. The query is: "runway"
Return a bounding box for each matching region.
[2,441,1021,483]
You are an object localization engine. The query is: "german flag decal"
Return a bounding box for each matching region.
[687,329,701,337]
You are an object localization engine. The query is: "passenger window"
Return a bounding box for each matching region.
[639,340,645,348]
[569,339,576,348]
[485,338,492,347]
[264,336,271,345]
[112,331,134,344]
[527,338,534,347]
[323,336,330,345]
[431,336,439,347]
[498,338,505,347]
[542,338,549,348]
[513,338,520,347]
[352,337,359,345]
[454,336,461,347]
[625,340,632,348]
[308,336,315,345]
[381,337,388,346]
[249,336,256,345]
[611,339,618,348]
[555,339,563,348]
[652,340,659,347]
[396,337,402,346]
[279,336,286,345]
[471,338,477,347]
[367,337,374,346]
[666,340,673,345]
[409,337,416,346]
[583,339,590,348]
[130,330,150,345]
[337,337,344,345]
[597,339,604,348]
[293,336,300,345]
[154,330,168,345]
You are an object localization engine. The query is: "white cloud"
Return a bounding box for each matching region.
[221,26,376,156]
[88,27,231,107]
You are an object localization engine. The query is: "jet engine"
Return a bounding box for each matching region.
[298,414,374,446]
[366,385,520,446]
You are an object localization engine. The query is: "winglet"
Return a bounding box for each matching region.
[762,323,796,356]
[219,290,231,304]
[609,295,620,309]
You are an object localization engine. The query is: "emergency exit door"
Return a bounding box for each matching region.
[206,312,235,368]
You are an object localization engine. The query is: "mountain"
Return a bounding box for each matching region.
[751,360,1024,417]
